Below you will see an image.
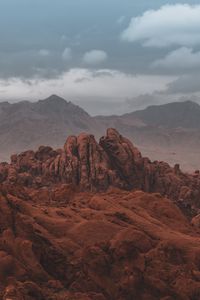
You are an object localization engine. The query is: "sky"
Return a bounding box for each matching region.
[0,0,200,115]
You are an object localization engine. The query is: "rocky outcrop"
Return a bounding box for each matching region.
[1,129,200,298]
[1,129,200,216]
[0,186,200,299]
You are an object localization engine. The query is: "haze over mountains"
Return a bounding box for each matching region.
[0,95,100,161]
[98,100,200,170]
[1,94,200,171]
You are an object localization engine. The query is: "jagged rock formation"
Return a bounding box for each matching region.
[96,100,200,171]
[1,129,200,298]
[1,128,200,216]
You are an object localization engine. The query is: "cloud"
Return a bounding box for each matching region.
[82,50,108,65]
[165,74,200,94]
[125,92,200,113]
[62,48,72,61]
[38,49,50,56]
[121,4,200,47]
[152,47,200,71]
[117,16,125,25]
[125,92,176,111]
[61,35,68,42]
[126,93,161,111]
[0,68,173,115]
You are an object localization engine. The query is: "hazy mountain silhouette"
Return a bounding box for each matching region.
[128,100,200,129]
[0,95,100,161]
[96,100,200,171]
[1,95,200,170]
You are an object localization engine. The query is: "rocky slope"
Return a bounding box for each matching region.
[1,129,200,299]
[1,183,200,299]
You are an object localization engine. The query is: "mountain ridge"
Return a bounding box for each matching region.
[127,100,200,129]
[0,94,101,162]
[0,94,200,171]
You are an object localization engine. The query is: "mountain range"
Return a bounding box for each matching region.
[1,94,200,171]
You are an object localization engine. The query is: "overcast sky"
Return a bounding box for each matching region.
[0,0,200,115]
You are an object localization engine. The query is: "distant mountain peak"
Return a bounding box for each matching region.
[128,100,200,129]
[166,100,199,108]
[40,94,69,105]
[181,100,200,108]
[145,100,199,110]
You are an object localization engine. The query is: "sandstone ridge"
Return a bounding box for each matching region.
[1,128,200,216]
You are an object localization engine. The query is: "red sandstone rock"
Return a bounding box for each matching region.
[0,187,199,299]
[1,128,200,216]
[1,128,200,298]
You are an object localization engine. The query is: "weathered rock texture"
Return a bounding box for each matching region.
[0,185,200,299]
[1,128,200,216]
[1,129,200,298]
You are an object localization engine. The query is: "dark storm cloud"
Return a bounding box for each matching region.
[0,0,200,114]
[165,75,200,94]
